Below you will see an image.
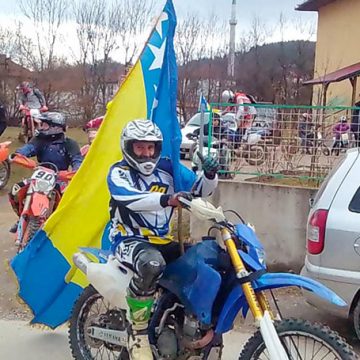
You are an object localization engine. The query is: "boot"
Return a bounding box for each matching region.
[126,294,154,360]
[9,221,19,234]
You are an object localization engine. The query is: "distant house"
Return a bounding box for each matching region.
[297,0,360,106]
[0,54,32,93]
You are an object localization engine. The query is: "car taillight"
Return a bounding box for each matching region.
[307,209,328,255]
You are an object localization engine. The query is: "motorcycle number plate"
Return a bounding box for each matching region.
[31,168,56,185]
[341,133,349,141]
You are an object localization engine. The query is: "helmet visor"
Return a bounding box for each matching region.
[126,140,162,164]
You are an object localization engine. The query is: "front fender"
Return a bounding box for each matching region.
[215,272,347,334]
[30,193,49,217]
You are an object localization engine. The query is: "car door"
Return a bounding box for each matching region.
[322,153,360,277]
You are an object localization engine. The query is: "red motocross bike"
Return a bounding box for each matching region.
[9,153,75,252]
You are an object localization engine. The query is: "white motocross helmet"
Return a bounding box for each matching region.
[221,90,235,103]
[121,119,163,176]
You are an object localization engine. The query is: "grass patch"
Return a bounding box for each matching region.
[247,175,320,188]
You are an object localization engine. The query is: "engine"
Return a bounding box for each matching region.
[156,312,216,359]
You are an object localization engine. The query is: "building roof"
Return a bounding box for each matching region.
[303,61,360,85]
[296,0,337,11]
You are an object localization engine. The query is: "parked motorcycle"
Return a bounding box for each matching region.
[0,141,11,190]
[301,131,331,156]
[228,127,270,166]
[19,106,45,143]
[9,153,75,252]
[331,132,351,156]
[69,197,357,360]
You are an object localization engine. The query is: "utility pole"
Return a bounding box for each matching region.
[228,0,237,79]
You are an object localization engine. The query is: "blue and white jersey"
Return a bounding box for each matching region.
[107,158,217,245]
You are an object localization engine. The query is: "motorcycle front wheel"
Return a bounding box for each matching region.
[0,160,10,190]
[239,318,358,360]
[69,285,129,360]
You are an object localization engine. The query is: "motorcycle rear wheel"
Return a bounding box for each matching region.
[0,160,10,190]
[69,285,129,360]
[239,318,358,360]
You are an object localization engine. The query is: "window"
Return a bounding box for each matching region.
[349,187,360,213]
[187,112,210,126]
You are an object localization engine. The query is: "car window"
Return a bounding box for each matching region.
[349,187,360,213]
[312,158,345,206]
[187,112,210,126]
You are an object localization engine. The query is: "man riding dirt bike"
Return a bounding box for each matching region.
[8,112,82,238]
[221,89,257,132]
[17,81,48,142]
[102,119,219,360]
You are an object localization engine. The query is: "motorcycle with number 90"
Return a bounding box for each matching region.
[69,197,357,360]
[9,153,75,252]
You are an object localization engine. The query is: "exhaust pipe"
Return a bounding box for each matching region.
[73,252,91,275]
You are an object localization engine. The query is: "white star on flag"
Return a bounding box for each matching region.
[152,85,159,109]
[148,40,166,71]
[155,12,169,39]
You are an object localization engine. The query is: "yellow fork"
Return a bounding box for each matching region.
[221,229,264,321]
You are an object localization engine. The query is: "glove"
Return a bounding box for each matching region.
[199,153,219,179]
[167,192,193,208]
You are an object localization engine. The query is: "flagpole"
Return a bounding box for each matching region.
[198,92,205,172]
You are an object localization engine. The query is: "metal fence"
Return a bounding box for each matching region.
[205,103,360,186]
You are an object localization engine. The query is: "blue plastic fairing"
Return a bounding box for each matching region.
[215,272,347,334]
[159,241,222,325]
[235,224,263,250]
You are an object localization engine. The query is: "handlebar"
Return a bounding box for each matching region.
[177,196,226,223]
[10,154,76,181]
[9,153,37,169]
[58,170,76,181]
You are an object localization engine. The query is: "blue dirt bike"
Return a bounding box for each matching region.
[69,197,357,359]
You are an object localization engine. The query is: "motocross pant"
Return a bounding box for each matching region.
[116,239,184,296]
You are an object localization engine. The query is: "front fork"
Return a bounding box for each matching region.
[221,229,272,321]
[222,228,290,359]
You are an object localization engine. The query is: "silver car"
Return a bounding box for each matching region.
[301,148,360,339]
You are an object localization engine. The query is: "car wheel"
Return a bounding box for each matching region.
[352,297,360,340]
[180,153,185,160]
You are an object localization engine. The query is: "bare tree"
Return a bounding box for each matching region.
[73,0,153,122]
[18,0,68,71]
[115,0,154,69]
[175,13,204,121]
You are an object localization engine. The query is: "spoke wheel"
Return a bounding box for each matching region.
[69,286,129,360]
[239,318,358,360]
[0,160,10,189]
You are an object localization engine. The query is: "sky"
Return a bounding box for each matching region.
[163,0,317,41]
[0,0,318,62]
